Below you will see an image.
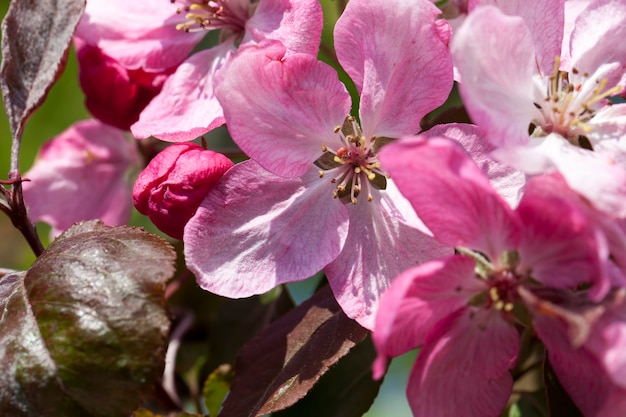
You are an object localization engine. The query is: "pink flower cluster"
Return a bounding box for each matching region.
[22,0,626,415]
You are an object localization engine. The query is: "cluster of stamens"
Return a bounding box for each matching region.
[459,247,522,316]
[315,116,389,204]
[531,56,621,148]
[486,271,518,312]
[171,0,247,33]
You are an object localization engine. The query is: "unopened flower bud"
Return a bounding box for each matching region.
[133,143,233,239]
[75,40,172,130]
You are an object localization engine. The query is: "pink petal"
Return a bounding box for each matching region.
[469,0,564,74]
[452,6,539,148]
[560,0,592,71]
[131,43,234,141]
[334,0,453,138]
[184,160,349,297]
[570,0,626,90]
[325,195,452,330]
[22,120,140,237]
[380,136,521,261]
[493,134,626,218]
[214,42,351,177]
[422,123,526,208]
[585,301,626,390]
[75,0,203,71]
[244,0,323,56]
[516,174,610,299]
[408,308,518,417]
[373,255,483,378]
[588,102,626,144]
[534,311,626,417]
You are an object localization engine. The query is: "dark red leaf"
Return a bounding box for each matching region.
[218,286,369,417]
[0,0,85,139]
[0,220,176,417]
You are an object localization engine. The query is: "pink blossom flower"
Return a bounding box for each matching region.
[77,0,323,142]
[373,136,616,416]
[22,120,141,238]
[133,143,233,240]
[184,0,454,329]
[452,0,626,216]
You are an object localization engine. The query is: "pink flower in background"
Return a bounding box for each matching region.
[76,0,323,142]
[373,136,616,416]
[184,0,454,329]
[133,143,233,240]
[22,120,141,238]
[452,0,626,216]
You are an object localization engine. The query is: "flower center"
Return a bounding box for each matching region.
[171,0,251,35]
[314,116,390,204]
[530,57,622,148]
[458,247,523,314]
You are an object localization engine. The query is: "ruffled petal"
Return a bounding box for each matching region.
[493,134,626,218]
[373,255,483,377]
[534,310,626,417]
[452,6,538,148]
[380,136,521,261]
[214,42,351,177]
[131,43,234,141]
[243,0,323,56]
[570,0,626,90]
[407,308,518,417]
[422,123,526,208]
[184,160,349,297]
[335,0,453,138]
[516,174,610,299]
[325,194,451,330]
[469,0,564,74]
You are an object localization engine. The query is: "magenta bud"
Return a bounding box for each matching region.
[76,40,172,130]
[133,143,234,239]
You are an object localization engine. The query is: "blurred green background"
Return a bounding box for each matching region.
[0,1,415,416]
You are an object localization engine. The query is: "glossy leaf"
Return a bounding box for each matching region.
[218,286,369,417]
[0,0,85,139]
[273,335,384,417]
[0,221,175,416]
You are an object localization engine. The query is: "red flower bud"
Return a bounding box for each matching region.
[133,143,234,239]
[76,40,173,130]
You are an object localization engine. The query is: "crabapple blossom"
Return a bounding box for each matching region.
[373,136,619,416]
[133,143,233,240]
[452,0,626,216]
[22,120,140,238]
[185,0,454,329]
[76,0,323,142]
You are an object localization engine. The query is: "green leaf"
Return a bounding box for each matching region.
[202,364,234,417]
[0,220,176,416]
[218,286,369,417]
[1,0,85,139]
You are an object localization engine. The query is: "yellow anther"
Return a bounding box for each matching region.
[504,303,514,312]
[489,287,499,301]
[495,300,505,310]
[319,171,324,178]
